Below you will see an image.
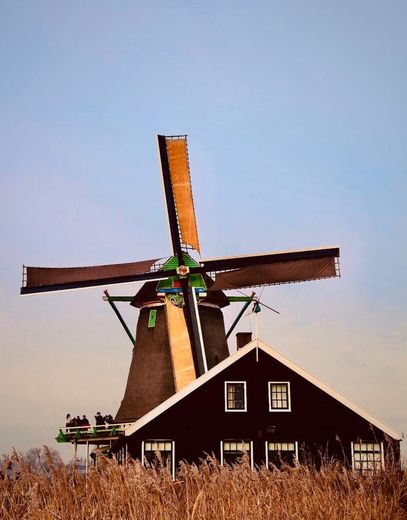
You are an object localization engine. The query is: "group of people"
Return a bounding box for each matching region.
[94,412,114,426]
[65,414,90,428]
[65,412,114,429]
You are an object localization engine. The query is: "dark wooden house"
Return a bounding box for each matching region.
[112,339,401,476]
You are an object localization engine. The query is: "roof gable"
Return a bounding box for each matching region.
[125,338,402,440]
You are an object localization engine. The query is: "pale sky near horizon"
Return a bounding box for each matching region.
[1,1,406,461]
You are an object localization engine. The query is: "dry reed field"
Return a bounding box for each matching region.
[1,448,406,520]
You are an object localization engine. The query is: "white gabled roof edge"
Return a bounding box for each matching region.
[125,338,402,440]
[255,339,402,440]
[125,341,255,436]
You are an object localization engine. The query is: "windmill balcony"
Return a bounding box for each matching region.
[56,423,133,444]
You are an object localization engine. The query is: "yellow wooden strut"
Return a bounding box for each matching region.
[165,296,196,391]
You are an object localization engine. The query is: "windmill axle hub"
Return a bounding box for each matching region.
[176,265,190,276]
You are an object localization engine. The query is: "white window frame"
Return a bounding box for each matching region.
[351,441,384,475]
[141,439,175,479]
[268,381,291,412]
[220,440,254,469]
[265,440,298,467]
[224,381,247,412]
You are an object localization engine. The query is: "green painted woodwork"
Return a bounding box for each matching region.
[166,294,184,306]
[107,291,252,305]
[162,255,179,271]
[189,273,206,289]
[56,430,68,443]
[157,273,206,292]
[226,296,255,339]
[228,296,253,302]
[148,309,157,328]
[105,293,135,345]
[106,296,133,302]
[156,276,176,290]
[162,252,200,270]
[55,427,123,444]
[157,253,206,292]
[182,253,200,268]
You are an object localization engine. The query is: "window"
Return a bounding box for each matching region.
[269,382,291,411]
[221,440,253,467]
[266,441,298,468]
[352,441,384,475]
[225,381,247,411]
[142,440,175,477]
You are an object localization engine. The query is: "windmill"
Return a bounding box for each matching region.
[21,134,340,424]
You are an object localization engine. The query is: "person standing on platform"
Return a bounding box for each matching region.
[95,412,104,426]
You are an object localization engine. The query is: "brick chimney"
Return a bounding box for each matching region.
[236,332,252,350]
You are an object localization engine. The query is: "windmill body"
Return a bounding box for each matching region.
[21,134,341,453]
[115,279,230,423]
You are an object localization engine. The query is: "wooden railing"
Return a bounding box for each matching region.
[56,423,134,443]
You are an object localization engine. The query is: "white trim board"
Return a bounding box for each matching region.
[125,338,402,440]
[268,381,291,412]
[224,381,247,412]
[220,440,253,469]
[265,440,298,468]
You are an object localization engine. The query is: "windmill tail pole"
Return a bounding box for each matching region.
[226,292,255,339]
[103,290,135,346]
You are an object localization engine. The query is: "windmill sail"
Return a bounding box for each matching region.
[21,258,162,294]
[208,257,336,291]
[160,135,200,254]
[199,247,339,291]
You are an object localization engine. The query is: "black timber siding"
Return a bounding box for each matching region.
[123,348,399,467]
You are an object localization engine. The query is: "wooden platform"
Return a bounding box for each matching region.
[56,423,133,445]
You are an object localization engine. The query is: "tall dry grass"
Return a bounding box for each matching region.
[1,447,406,520]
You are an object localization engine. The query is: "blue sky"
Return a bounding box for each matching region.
[1,1,406,460]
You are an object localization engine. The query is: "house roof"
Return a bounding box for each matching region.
[125,338,402,440]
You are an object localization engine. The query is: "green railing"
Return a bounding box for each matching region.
[56,423,133,443]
